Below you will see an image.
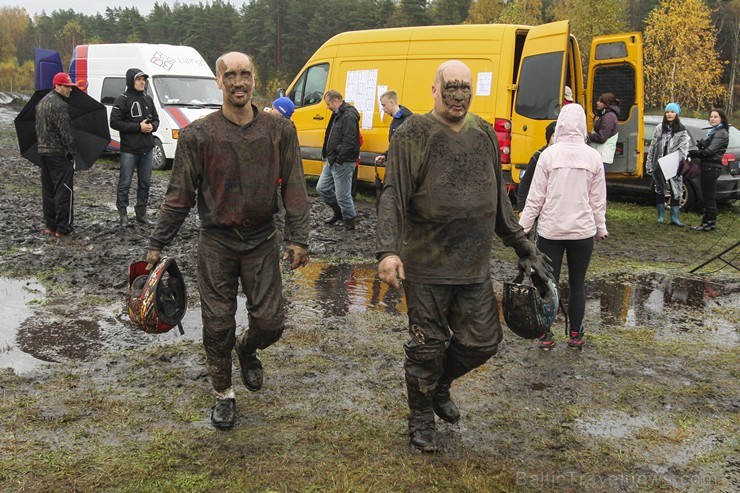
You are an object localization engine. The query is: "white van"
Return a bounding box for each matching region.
[65,43,222,169]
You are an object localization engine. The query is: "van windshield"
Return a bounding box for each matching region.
[152,76,222,107]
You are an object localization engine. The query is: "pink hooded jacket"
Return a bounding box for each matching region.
[519,104,608,240]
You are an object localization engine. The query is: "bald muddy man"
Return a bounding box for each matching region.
[376,60,552,452]
[145,52,311,430]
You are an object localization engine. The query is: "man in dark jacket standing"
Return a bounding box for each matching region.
[36,72,77,237]
[318,89,360,230]
[145,52,311,430]
[374,90,413,167]
[110,68,160,226]
[376,60,552,453]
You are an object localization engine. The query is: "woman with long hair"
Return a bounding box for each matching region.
[645,102,689,226]
[688,108,730,231]
[588,92,621,166]
[519,104,608,350]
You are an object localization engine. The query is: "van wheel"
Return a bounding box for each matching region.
[151,138,168,170]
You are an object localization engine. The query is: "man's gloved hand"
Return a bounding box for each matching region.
[283,243,309,269]
[513,238,553,283]
[146,249,161,271]
[688,149,699,159]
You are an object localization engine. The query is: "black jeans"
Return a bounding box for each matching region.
[700,167,722,211]
[39,154,74,234]
[536,236,594,332]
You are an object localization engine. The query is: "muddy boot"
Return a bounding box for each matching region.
[210,398,235,430]
[669,206,684,227]
[324,203,342,225]
[656,203,665,223]
[343,217,356,230]
[406,375,437,453]
[236,343,263,392]
[117,208,129,227]
[432,381,460,424]
[134,205,151,225]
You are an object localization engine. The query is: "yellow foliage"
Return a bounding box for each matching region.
[644,0,726,111]
[465,0,504,24]
[497,0,543,26]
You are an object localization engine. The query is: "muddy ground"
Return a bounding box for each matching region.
[0,96,738,492]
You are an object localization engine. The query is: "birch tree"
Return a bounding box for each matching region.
[644,0,726,111]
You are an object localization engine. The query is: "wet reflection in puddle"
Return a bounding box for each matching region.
[1,268,736,373]
[582,273,737,342]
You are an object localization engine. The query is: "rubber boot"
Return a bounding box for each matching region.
[134,205,151,225]
[118,208,129,227]
[343,217,356,230]
[324,203,342,225]
[705,208,717,231]
[656,203,665,223]
[406,375,437,453]
[669,206,684,227]
[432,381,460,423]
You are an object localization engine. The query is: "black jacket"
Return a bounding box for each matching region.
[692,127,729,169]
[322,102,360,165]
[110,68,160,154]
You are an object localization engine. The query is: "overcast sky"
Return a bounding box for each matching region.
[1,1,233,17]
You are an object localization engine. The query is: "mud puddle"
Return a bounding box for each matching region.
[2,268,736,374]
[583,272,738,344]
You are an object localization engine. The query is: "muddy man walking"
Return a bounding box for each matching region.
[376,60,552,452]
[146,52,311,430]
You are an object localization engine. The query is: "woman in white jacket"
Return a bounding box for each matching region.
[519,104,608,349]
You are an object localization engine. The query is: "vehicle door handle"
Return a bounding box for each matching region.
[313,115,324,120]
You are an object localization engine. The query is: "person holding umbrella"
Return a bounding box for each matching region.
[35,72,77,238]
[110,68,160,227]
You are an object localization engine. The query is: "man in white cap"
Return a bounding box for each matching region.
[35,72,77,237]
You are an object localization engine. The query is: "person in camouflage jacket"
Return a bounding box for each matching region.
[35,72,77,237]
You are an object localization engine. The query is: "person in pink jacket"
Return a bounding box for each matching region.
[519,104,608,349]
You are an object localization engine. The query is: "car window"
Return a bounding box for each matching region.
[728,125,740,148]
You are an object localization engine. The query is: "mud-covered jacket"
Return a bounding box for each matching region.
[110,68,160,154]
[376,112,527,284]
[149,105,311,252]
[322,101,360,165]
[694,126,729,170]
[36,90,75,157]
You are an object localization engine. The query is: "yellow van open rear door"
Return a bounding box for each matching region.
[511,21,570,180]
[586,33,644,177]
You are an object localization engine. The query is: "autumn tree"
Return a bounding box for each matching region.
[548,0,628,69]
[465,0,504,24]
[497,0,543,25]
[643,0,725,111]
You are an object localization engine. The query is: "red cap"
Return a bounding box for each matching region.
[52,72,75,87]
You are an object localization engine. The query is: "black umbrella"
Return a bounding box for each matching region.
[14,88,111,171]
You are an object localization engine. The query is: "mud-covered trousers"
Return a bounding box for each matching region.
[403,278,502,434]
[198,230,284,393]
[39,154,74,235]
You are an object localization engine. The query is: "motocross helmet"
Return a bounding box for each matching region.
[127,257,187,335]
[502,269,559,339]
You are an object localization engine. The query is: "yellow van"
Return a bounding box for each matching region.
[284,21,643,195]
